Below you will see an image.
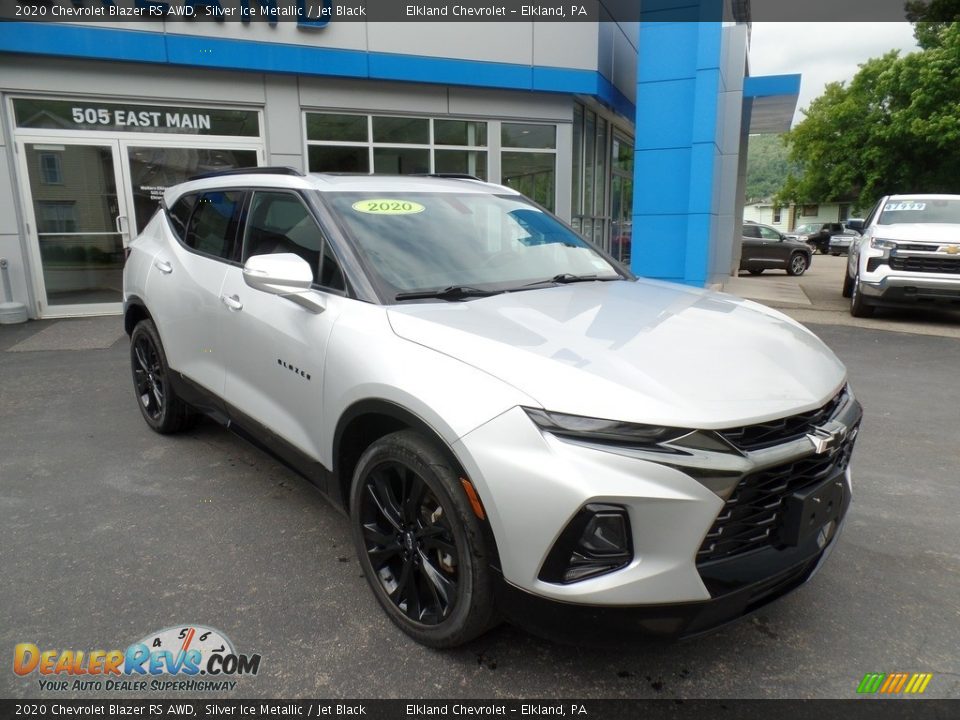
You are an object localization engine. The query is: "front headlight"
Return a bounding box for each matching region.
[797,234,809,241]
[870,237,897,250]
[523,407,690,447]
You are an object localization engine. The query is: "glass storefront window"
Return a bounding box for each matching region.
[126,146,258,233]
[372,116,429,144]
[572,105,583,217]
[502,123,556,149]
[308,145,369,174]
[306,113,368,142]
[373,147,430,174]
[435,150,488,180]
[435,120,487,146]
[502,151,555,212]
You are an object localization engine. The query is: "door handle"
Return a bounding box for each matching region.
[154,259,173,275]
[115,215,128,235]
[220,294,243,311]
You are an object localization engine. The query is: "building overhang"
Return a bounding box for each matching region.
[744,73,800,134]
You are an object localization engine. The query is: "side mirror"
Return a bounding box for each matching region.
[242,253,325,314]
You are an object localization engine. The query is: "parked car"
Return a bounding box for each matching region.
[845,194,960,317]
[828,228,862,256]
[740,223,812,276]
[124,168,862,647]
[786,222,846,255]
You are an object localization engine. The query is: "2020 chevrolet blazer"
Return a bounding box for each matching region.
[123,168,862,647]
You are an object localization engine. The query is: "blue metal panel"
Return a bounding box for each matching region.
[0,22,636,120]
[744,73,801,98]
[631,16,724,286]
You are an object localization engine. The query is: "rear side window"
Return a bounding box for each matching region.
[743,225,760,238]
[185,191,244,261]
[168,193,197,242]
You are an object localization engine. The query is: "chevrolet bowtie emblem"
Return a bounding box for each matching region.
[807,422,847,455]
[941,245,960,254]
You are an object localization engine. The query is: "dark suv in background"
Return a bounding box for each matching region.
[740,223,812,276]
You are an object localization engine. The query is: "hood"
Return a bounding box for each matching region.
[873,223,960,243]
[387,280,846,429]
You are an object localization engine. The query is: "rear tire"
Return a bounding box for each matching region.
[130,319,195,434]
[350,430,496,648]
[849,273,875,317]
[747,269,763,276]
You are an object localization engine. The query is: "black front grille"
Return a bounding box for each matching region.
[890,255,960,274]
[718,387,847,452]
[696,436,856,565]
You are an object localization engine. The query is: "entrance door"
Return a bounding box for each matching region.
[19,138,130,317]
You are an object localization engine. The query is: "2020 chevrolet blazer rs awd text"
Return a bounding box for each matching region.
[123,168,862,647]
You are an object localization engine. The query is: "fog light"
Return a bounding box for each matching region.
[538,504,633,584]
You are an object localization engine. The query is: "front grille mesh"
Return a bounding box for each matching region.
[717,387,848,452]
[696,437,855,564]
[889,255,960,274]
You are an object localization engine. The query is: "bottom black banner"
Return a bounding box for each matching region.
[1,699,957,720]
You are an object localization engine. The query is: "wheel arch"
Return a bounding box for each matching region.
[124,296,153,337]
[332,399,502,570]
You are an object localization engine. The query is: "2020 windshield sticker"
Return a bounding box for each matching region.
[884,201,926,211]
[352,199,426,215]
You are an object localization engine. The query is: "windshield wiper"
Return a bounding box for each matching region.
[519,273,620,288]
[394,285,501,302]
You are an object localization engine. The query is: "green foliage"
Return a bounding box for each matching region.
[779,22,960,210]
[745,134,794,201]
[906,0,960,48]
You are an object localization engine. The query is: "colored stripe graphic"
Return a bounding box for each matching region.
[857,672,932,694]
[857,673,885,693]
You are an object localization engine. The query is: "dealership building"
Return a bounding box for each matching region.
[0,5,798,319]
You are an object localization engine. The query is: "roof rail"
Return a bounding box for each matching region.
[414,173,483,181]
[188,166,305,181]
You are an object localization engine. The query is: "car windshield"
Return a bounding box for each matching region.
[323,191,622,299]
[794,223,821,234]
[878,198,960,225]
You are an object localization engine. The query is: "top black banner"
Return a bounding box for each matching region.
[0,0,953,23]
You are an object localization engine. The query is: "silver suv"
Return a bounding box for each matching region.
[123,168,862,647]
[845,194,960,316]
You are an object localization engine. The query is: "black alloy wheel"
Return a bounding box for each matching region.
[129,319,194,434]
[351,431,495,647]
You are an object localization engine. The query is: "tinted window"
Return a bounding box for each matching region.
[758,226,780,240]
[320,242,346,292]
[184,191,243,260]
[742,225,761,238]
[168,193,197,242]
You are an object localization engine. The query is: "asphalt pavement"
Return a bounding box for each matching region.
[1,297,959,700]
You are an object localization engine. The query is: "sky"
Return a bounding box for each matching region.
[748,23,921,127]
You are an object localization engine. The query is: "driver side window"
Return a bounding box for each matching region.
[758,226,781,240]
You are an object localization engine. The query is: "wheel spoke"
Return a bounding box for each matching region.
[367,542,403,567]
[367,471,404,531]
[134,344,150,372]
[419,533,456,556]
[362,523,395,547]
[418,549,456,611]
[403,474,428,524]
[151,384,163,410]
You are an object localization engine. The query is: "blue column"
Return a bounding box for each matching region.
[631,12,723,286]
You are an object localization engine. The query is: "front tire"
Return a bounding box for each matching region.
[747,269,763,276]
[841,270,854,298]
[130,319,194,434]
[787,253,809,276]
[350,430,496,648]
[849,273,875,317]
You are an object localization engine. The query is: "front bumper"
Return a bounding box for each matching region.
[494,529,839,641]
[454,394,861,625]
[859,253,960,304]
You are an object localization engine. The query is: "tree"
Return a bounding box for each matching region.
[905,0,960,48]
[745,134,795,201]
[778,22,960,210]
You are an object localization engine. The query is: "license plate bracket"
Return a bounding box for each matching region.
[779,476,844,547]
